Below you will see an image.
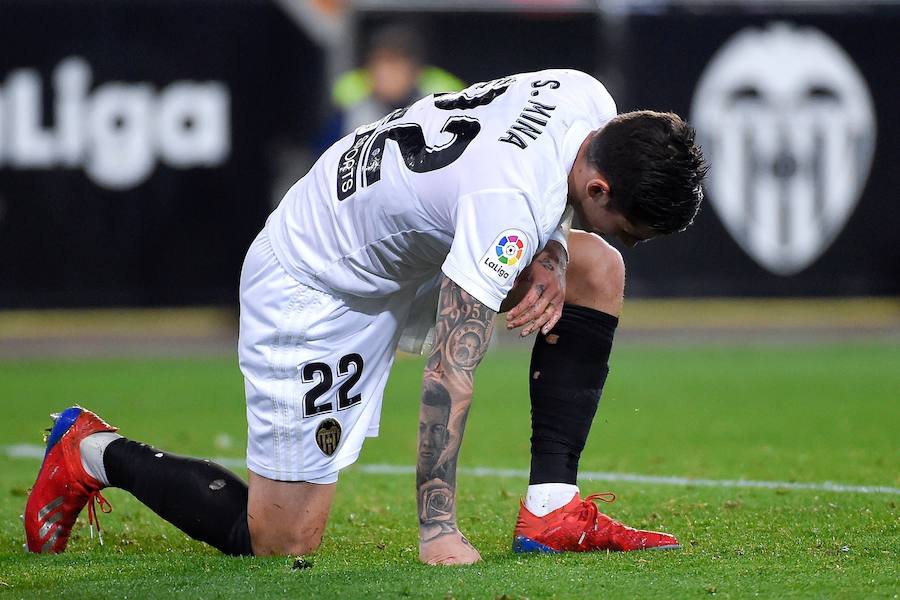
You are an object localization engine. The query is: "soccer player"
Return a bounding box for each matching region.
[24,69,706,565]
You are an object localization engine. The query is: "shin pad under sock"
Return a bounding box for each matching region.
[103,438,253,556]
[529,303,618,485]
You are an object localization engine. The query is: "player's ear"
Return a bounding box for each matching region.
[587,177,610,204]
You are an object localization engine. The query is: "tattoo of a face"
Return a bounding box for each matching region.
[417,277,495,543]
[418,380,451,483]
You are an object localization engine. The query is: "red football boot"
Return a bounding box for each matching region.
[513,492,680,553]
[24,406,116,553]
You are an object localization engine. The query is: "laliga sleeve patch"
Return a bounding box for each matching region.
[479,229,528,284]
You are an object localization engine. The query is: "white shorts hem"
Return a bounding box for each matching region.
[246,450,361,483]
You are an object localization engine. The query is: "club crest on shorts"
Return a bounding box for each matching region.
[315,418,342,457]
[479,229,527,283]
[691,22,876,276]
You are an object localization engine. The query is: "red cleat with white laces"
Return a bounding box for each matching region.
[24,406,116,553]
[513,492,680,553]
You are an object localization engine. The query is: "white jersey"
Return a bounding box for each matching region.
[266,69,617,311]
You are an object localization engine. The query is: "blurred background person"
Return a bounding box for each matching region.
[318,23,464,149]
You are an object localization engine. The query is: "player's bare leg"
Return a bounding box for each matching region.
[564,230,624,315]
[24,408,340,557]
[247,471,335,555]
[513,230,679,552]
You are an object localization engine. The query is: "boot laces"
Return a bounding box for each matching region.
[576,492,616,546]
[86,490,112,545]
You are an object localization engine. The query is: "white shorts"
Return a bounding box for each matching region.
[238,231,433,483]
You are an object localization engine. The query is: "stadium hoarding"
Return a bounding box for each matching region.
[1,2,898,309]
[0,0,324,308]
[616,7,900,297]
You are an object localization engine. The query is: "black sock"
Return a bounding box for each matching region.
[529,303,618,485]
[104,438,253,556]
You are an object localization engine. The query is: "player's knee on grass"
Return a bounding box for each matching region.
[565,230,625,316]
[249,519,327,556]
[247,471,336,556]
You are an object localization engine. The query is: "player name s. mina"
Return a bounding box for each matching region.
[498,98,557,150]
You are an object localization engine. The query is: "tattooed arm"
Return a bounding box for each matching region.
[417,275,495,565]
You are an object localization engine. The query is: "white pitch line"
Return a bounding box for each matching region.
[1,443,247,468]
[5,444,899,496]
[358,464,900,495]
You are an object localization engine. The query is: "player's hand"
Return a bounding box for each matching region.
[419,529,482,566]
[506,240,568,337]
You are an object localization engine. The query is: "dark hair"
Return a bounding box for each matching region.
[367,24,426,66]
[587,110,708,234]
[421,380,451,410]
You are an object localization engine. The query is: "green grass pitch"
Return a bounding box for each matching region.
[1,342,898,598]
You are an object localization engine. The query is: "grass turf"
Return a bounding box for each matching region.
[1,342,898,598]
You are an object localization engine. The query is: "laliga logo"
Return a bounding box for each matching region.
[480,229,527,283]
[495,234,525,266]
[691,23,876,275]
[0,56,230,190]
